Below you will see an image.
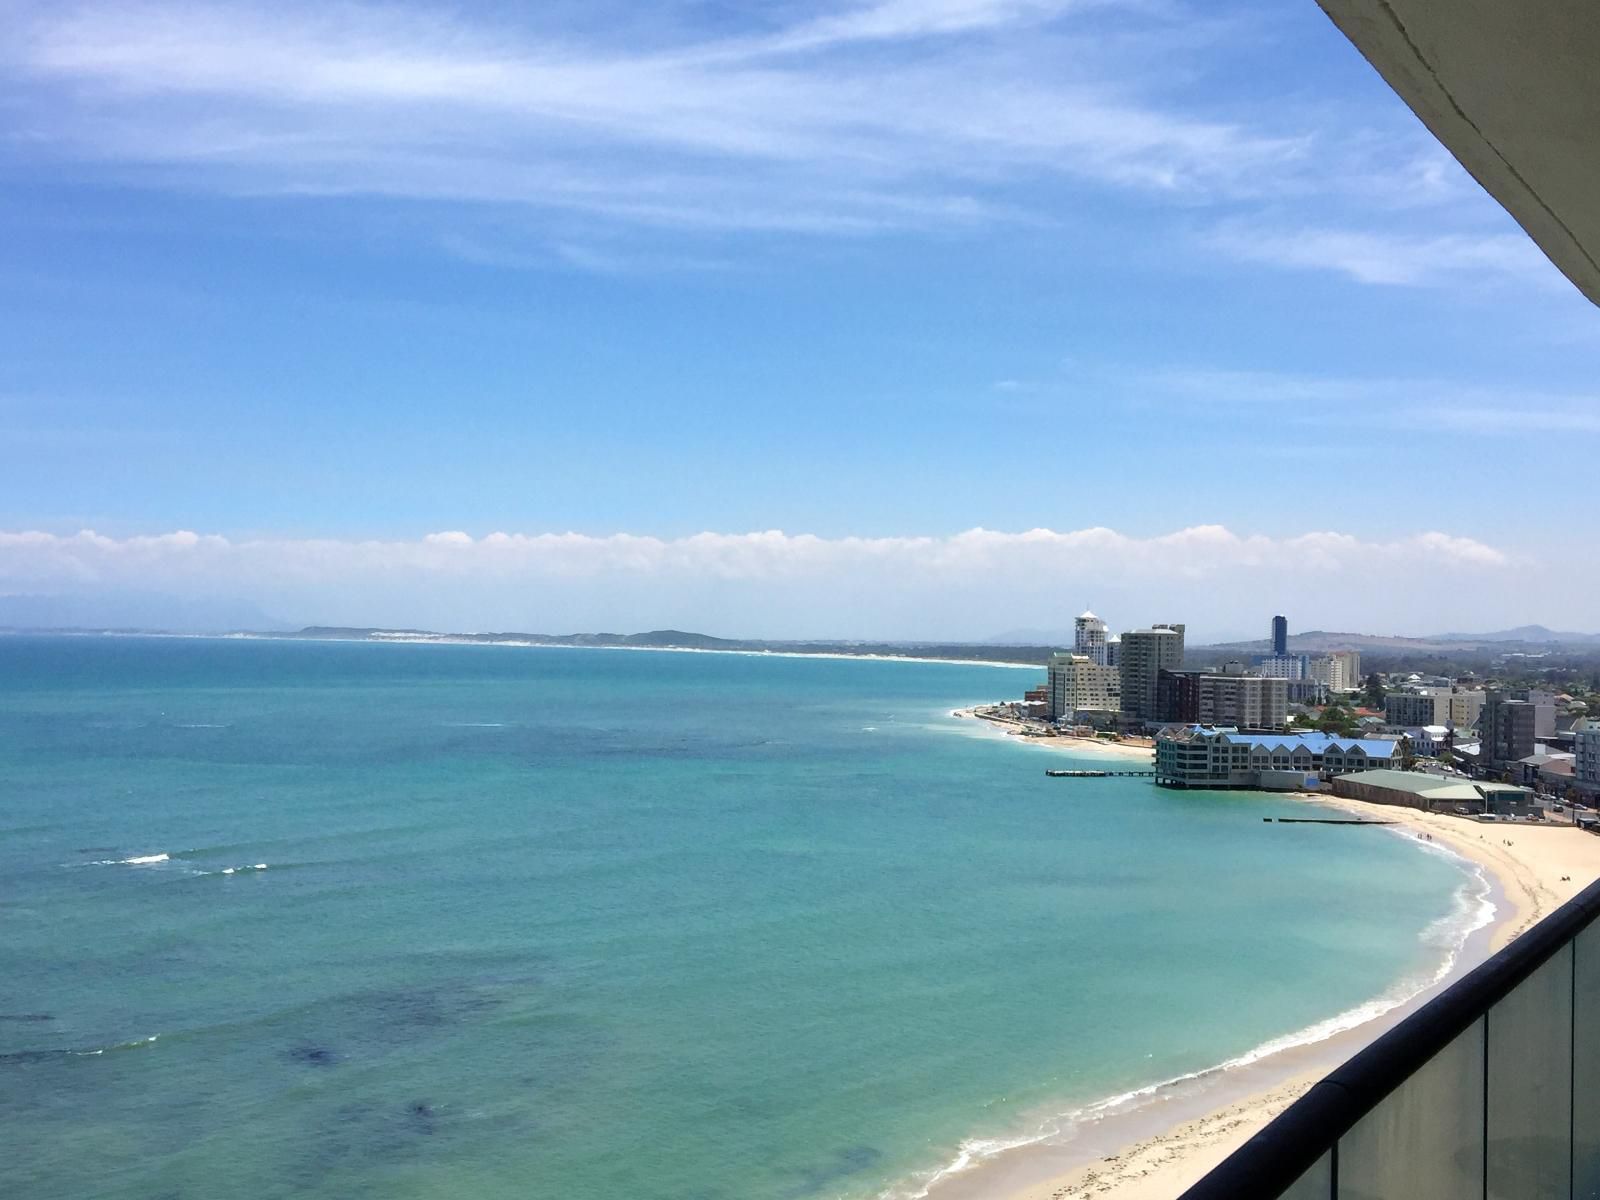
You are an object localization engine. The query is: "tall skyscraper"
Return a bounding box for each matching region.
[1074,610,1108,666]
[1271,615,1288,657]
[1119,624,1186,722]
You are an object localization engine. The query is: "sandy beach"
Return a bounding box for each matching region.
[950,707,1156,762]
[933,795,1600,1200]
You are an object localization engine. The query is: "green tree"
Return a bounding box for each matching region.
[1317,702,1359,737]
[1399,735,1416,770]
[1363,672,1387,709]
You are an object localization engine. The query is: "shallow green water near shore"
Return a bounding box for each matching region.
[0,635,1475,1199]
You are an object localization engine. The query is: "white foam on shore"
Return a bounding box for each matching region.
[229,630,1044,671]
[884,845,1498,1200]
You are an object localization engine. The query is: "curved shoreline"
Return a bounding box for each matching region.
[51,629,1047,672]
[946,707,1156,761]
[902,710,1600,1200]
[892,831,1499,1200]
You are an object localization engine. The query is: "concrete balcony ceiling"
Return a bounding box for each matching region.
[1318,0,1600,306]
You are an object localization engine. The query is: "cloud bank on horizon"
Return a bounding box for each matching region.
[3,0,1599,616]
[0,524,1551,642]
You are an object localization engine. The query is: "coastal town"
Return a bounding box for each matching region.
[968,610,1600,826]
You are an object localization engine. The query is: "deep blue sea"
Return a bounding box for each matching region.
[0,636,1475,1200]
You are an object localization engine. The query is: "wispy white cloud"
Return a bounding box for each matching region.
[0,0,1560,294]
[1204,224,1558,287]
[1102,365,1600,434]
[0,0,1307,237]
[1420,407,1600,436]
[0,523,1529,639]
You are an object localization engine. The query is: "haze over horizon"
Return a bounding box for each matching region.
[4,1,1598,638]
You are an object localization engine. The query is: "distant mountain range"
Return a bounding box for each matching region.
[275,627,1056,665]
[1428,625,1600,645]
[0,592,289,634]
[295,626,745,650]
[1195,627,1600,655]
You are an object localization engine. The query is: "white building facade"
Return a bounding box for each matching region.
[1073,610,1109,666]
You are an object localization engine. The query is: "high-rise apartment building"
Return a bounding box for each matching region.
[1483,689,1538,766]
[1446,690,1486,733]
[1577,726,1600,789]
[1271,615,1288,657]
[1073,610,1109,667]
[1386,690,1446,728]
[1119,624,1186,722]
[1047,652,1120,720]
[1307,655,1347,692]
[1329,650,1362,690]
[1197,673,1289,731]
[1156,669,1203,724]
[1259,653,1307,680]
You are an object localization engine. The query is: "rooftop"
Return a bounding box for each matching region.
[1334,769,1474,797]
[1163,727,1400,757]
[1335,769,1534,802]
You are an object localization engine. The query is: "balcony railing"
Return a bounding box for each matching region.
[1178,877,1600,1200]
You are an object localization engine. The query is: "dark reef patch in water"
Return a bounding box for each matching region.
[408,1101,437,1135]
[288,1044,339,1067]
[293,1096,452,1182]
[779,1145,884,1198]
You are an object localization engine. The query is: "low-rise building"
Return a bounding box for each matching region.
[1331,769,1535,814]
[1515,752,1576,790]
[1154,727,1401,790]
[1405,725,1452,757]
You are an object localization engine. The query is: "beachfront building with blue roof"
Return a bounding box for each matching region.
[1154,726,1402,790]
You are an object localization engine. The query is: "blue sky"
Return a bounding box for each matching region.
[2,0,1598,639]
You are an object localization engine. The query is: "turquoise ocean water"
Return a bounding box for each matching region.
[0,636,1478,1200]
